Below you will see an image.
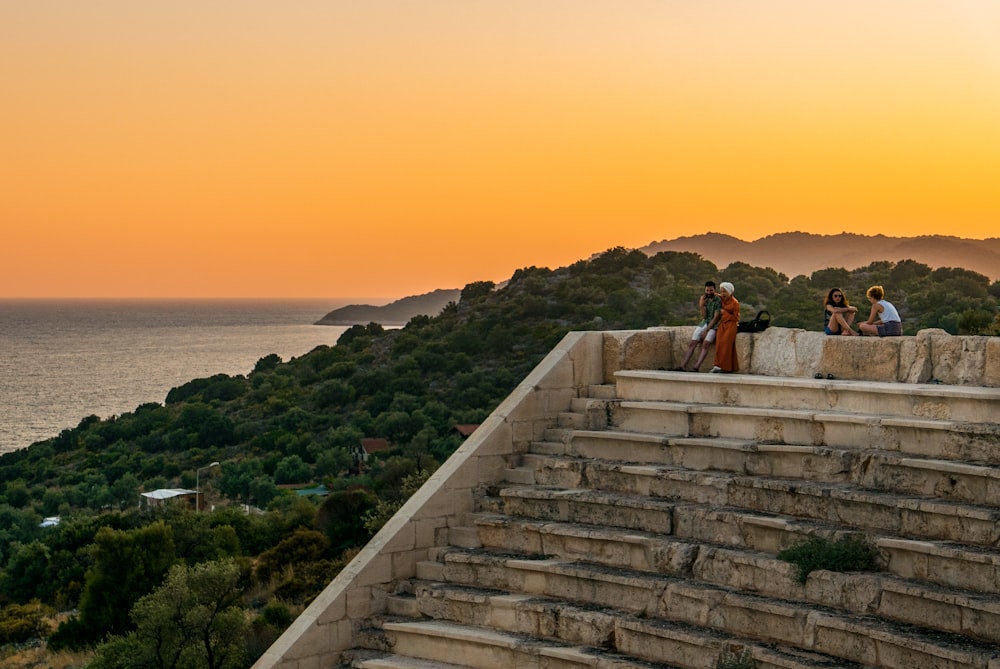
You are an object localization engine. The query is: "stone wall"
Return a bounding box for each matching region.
[605,326,1000,387]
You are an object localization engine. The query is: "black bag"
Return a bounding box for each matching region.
[737,310,771,333]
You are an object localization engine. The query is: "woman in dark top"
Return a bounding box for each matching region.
[824,288,858,336]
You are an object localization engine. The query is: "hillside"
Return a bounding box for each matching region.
[0,248,996,667]
[642,232,1000,281]
[314,288,460,325]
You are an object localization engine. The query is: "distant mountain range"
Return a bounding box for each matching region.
[640,233,1000,282]
[315,288,461,326]
[318,233,998,326]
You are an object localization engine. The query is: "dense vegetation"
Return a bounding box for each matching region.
[1,249,997,667]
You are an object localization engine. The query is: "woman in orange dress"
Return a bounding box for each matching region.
[711,282,740,373]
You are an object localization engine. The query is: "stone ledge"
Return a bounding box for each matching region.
[607,327,999,387]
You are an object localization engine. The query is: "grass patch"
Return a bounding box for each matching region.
[716,647,754,669]
[0,645,93,669]
[778,534,882,583]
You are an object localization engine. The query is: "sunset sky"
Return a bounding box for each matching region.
[3,2,999,299]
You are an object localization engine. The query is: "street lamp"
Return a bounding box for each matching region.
[196,462,220,512]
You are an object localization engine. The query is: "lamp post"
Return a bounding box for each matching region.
[196,462,220,512]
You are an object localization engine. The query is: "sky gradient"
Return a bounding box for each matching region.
[4,2,999,299]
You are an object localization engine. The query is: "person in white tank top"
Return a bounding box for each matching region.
[859,285,903,337]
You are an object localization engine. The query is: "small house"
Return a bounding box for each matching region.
[140,488,198,510]
[354,438,390,465]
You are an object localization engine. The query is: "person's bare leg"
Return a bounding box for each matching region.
[678,340,698,369]
[834,312,857,335]
[841,311,858,334]
[693,341,712,370]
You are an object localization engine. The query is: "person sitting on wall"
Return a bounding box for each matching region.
[824,287,858,336]
[675,280,722,371]
[859,285,903,337]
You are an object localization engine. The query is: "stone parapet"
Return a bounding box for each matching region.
[610,326,999,386]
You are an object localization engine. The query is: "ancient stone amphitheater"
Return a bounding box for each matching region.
[255,327,1000,669]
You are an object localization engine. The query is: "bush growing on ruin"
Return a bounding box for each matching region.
[778,534,883,584]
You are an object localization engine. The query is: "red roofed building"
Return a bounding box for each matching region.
[355,438,389,464]
[453,424,480,439]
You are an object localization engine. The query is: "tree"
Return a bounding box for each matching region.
[74,522,177,640]
[110,472,142,510]
[460,280,496,302]
[314,488,377,553]
[89,559,249,669]
[274,455,311,484]
[254,528,329,583]
[0,541,51,603]
[3,480,31,508]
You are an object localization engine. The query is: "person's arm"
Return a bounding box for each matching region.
[865,303,882,324]
[708,307,721,329]
[698,295,707,320]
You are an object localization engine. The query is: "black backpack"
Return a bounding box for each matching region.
[737,310,771,333]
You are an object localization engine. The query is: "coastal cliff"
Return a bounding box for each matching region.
[314,288,460,326]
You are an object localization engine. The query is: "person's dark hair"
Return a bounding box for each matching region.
[705,281,716,288]
[825,287,850,308]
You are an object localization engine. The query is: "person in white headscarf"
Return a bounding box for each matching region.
[711,282,740,373]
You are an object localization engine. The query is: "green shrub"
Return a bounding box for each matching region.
[0,600,54,643]
[778,534,882,583]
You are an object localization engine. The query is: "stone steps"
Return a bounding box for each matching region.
[347,650,473,669]
[485,480,1000,595]
[353,618,675,669]
[608,402,1000,464]
[340,369,1000,669]
[615,371,1000,424]
[468,513,1000,643]
[395,582,860,669]
[504,457,1000,548]
[420,548,1000,669]
[522,433,1000,507]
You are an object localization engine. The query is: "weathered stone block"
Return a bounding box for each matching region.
[928,330,989,386]
[622,330,671,372]
[746,327,810,377]
[354,553,392,587]
[985,338,1000,388]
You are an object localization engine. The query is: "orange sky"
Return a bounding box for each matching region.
[3,2,999,299]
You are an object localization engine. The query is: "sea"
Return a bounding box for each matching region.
[0,298,365,454]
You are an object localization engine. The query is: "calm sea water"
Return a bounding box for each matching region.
[0,299,359,454]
